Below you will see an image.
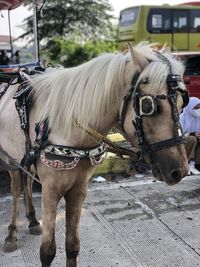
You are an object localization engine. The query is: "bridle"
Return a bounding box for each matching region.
[119,51,189,156]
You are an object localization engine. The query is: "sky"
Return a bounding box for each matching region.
[0,0,199,40]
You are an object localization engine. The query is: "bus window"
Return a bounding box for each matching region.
[190,10,200,32]
[119,7,139,27]
[147,9,171,33]
[172,10,189,50]
[173,10,189,32]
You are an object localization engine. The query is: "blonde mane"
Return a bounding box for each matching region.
[31,53,132,135]
[30,43,184,136]
[133,43,185,94]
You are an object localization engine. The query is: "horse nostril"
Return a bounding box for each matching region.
[168,168,183,185]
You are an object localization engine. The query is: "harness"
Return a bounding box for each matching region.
[0,52,189,172]
[14,94,108,170]
[119,50,189,156]
[0,71,135,172]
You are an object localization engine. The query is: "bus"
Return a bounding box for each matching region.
[118,2,200,51]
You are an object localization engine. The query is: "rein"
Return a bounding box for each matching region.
[74,122,140,160]
[0,145,41,184]
[27,122,140,171]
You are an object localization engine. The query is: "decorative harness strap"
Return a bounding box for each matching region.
[40,143,107,170]
[20,119,108,170]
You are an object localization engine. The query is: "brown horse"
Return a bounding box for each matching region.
[0,43,189,267]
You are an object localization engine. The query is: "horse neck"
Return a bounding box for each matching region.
[31,56,134,147]
[78,66,134,146]
[81,87,132,147]
[70,86,128,148]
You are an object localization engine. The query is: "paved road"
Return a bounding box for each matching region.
[1,174,200,267]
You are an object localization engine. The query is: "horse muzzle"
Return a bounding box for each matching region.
[149,151,188,185]
[152,165,183,185]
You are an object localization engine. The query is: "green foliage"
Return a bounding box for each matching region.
[45,37,117,67]
[22,0,115,43]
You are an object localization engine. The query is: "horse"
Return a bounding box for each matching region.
[0,43,189,267]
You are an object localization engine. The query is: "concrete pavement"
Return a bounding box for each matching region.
[1,174,200,266]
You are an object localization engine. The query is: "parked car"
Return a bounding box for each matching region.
[174,52,200,98]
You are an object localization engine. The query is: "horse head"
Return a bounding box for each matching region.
[121,43,189,185]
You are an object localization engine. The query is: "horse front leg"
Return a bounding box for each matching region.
[3,170,21,252]
[22,173,42,235]
[64,184,88,267]
[40,185,61,267]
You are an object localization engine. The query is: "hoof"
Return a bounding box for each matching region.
[29,224,42,235]
[3,240,17,253]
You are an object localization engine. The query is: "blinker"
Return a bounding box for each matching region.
[167,74,189,108]
[181,91,189,108]
[139,95,157,116]
[167,74,181,87]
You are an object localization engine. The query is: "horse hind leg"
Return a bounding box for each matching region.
[22,173,42,235]
[3,170,21,252]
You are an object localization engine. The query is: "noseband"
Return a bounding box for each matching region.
[119,51,189,156]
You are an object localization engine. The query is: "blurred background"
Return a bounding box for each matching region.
[0,0,191,67]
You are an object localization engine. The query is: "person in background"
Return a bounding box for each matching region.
[13,50,20,64]
[42,58,47,67]
[0,50,10,65]
[180,97,200,175]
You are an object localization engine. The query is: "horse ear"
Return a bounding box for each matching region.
[159,43,171,54]
[127,42,149,70]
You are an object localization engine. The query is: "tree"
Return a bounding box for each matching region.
[45,37,117,67]
[21,0,115,43]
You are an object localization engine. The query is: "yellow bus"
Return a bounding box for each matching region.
[118,2,200,51]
